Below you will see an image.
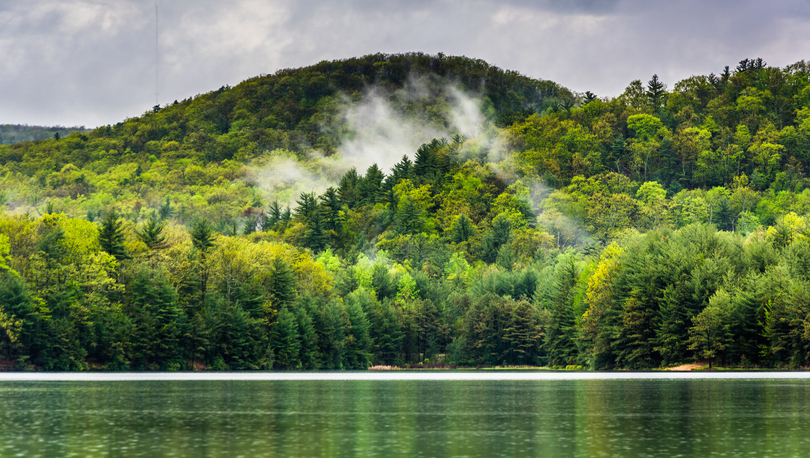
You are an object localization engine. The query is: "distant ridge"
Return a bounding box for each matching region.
[0,124,88,145]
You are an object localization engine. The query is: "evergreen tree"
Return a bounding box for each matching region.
[266,201,282,230]
[135,215,166,250]
[646,74,667,109]
[394,198,422,235]
[541,257,579,366]
[314,299,346,369]
[339,168,360,208]
[481,214,512,264]
[503,299,542,365]
[268,257,297,309]
[450,214,475,243]
[270,306,300,369]
[371,264,396,302]
[369,299,404,365]
[391,155,414,182]
[127,267,184,369]
[319,187,343,232]
[359,164,384,205]
[344,298,372,369]
[98,210,129,261]
[302,210,329,253]
[294,301,320,369]
[190,219,215,252]
[158,197,174,221]
[295,192,318,222]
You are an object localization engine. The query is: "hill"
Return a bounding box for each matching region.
[0,53,810,371]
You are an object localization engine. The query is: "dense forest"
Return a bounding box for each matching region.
[0,125,88,145]
[1,53,810,371]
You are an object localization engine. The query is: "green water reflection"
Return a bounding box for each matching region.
[1,378,809,457]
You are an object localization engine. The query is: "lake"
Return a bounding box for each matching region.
[2,372,809,457]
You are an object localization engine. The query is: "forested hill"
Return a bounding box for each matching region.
[1,53,810,371]
[0,124,88,145]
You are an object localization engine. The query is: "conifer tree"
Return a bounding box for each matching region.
[268,257,297,309]
[646,74,667,109]
[302,210,329,253]
[319,187,343,232]
[481,214,512,264]
[270,306,300,369]
[338,168,360,208]
[135,215,166,250]
[295,192,317,222]
[98,210,129,261]
[359,164,384,205]
[190,219,215,253]
[294,303,319,369]
[266,201,282,230]
[344,299,372,369]
[450,214,475,243]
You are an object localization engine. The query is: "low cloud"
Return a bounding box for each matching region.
[249,77,495,205]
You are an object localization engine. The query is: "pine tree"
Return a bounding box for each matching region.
[270,306,300,369]
[450,214,475,243]
[268,257,297,309]
[344,299,372,369]
[190,219,215,252]
[294,302,320,369]
[338,168,360,208]
[266,201,282,230]
[158,197,174,221]
[314,299,346,369]
[128,267,184,369]
[302,210,329,253]
[390,155,413,182]
[98,210,129,261]
[295,192,317,222]
[481,214,512,264]
[135,215,166,250]
[372,300,404,364]
[319,187,343,232]
[371,264,396,302]
[646,74,667,109]
[394,198,422,235]
[541,257,579,366]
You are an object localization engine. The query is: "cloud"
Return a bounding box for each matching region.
[2,0,810,126]
[248,77,492,205]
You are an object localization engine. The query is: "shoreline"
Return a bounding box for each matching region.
[1,370,810,382]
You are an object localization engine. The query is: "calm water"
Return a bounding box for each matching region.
[2,373,810,457]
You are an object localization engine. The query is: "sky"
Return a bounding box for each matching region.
[1,0,809,128]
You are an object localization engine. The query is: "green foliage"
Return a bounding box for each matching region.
[3,54,810,370]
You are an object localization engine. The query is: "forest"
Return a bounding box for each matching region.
[1,53,810,370]
[0,124,88,145]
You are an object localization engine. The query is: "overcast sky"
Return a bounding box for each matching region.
[1,0,809,127]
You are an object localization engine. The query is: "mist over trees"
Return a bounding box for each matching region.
[0,124,89,145]
[1,53,810,370]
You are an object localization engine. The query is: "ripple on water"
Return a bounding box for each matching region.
[1,378,810,457]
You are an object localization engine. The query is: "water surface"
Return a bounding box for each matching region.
[1,372,808,457]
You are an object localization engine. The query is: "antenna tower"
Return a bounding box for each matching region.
[155,4,159,107]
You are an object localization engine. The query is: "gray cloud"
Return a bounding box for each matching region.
[1,0,809,127]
